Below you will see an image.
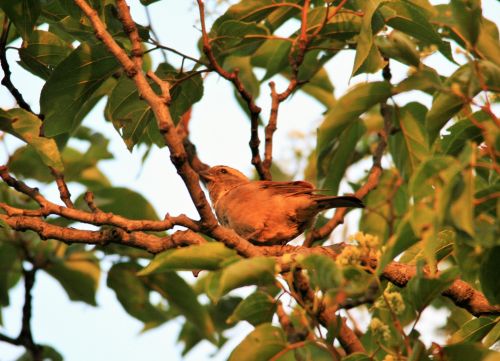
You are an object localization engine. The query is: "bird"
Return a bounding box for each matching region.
[199,165,364,245]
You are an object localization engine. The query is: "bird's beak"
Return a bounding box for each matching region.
[198,169,213,183]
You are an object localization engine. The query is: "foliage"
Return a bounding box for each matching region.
[0,0,499,360]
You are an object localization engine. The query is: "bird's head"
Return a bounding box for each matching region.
[199,165,248,204]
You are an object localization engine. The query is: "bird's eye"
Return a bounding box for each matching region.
[220,168,228,174]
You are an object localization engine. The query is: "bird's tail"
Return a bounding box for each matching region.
[315,195,364,210]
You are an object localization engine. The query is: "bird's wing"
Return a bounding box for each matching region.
[257,180,315,197]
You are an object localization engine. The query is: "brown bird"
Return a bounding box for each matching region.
[199,165,364,245]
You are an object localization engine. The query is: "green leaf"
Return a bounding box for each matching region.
[18,30,72,79]
[298,67,335,108]
[45,249,100,306]
[274,341,333,361]
[178,322,203,356]
[138,243,239,275]
[300,254,342,292]
[380,1,442,45]
[426,61,500,143]
[450,317,497,343]
[145,272,216,341]
[378,216,418,273]
[211,20,269,62]
[224,56,259,98]
[343,353,372,361]
[105,75,154,150]
[40,42,120,137]
[405,266,458,311]
[360,169,403,242]
[432,7,500,66]
[227,291,276,326]
[394,66,442,94]
[215,0,286,25]
[449,144,475,235]
[352,0,384,76]
[0,242,20,306]
[0,108,63,171]
[320,120,365,194]
[317,81,392,156]
[440,118,483,156]
[107,262,167,328]
[228,323,286,361]
[1,0,40,40]
[479,246,500,305]
[256,40,291,81]
[106,63,203,150]
[441,343,492,361]
[450,0,481,46]
[15,344,63,361]
[388,102,430,180]
[217,257,276,300]
[483,319,500,348]
[75,187,158,220]
[376,31,420,67]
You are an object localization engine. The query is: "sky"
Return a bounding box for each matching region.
[0,0,499,360]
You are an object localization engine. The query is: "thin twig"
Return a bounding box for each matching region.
[195,0,266,179]
[0,19,34,113]
[50,167,74,208]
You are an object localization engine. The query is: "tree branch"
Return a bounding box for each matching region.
[0,19,34,114]
[195,0,266,179]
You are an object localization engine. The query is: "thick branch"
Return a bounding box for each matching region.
[0,214,204,254]
[74,0,216,226]
[381,262,500,317]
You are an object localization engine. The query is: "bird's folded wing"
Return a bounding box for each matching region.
[258,180,315,196]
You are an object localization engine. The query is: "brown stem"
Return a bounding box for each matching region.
[50,167,74,208]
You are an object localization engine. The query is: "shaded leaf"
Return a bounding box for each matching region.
[274,341,333,361]
[479,246,500,305]
[40,42,120,137]
[426,61,500,143]
[227,291,276,326]
[450,0,481,46]
[352,0,384,76]
[138,243,239,275]
[300,254,342,292]
[217,257,276,301]
[228,323,286,361]
[107,262,167,328]
[317,81,392,156]
[146,272,215,341]
[75,187,158,220]
[45,249,100,306]
[450,317,496,343]
[1,0,40,40]
[18,30,72,79]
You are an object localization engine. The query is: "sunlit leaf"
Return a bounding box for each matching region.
[0,108,63,171]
